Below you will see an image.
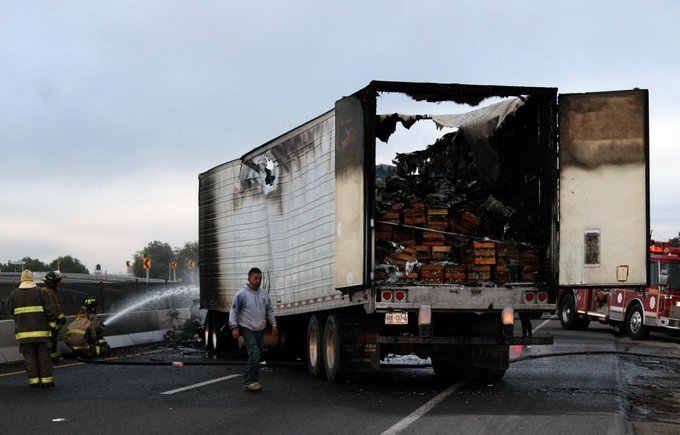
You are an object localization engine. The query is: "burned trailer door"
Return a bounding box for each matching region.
[558,89,649,287]
[334,93,372,291]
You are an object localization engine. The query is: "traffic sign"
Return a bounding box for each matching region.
[170,261,177,269]
[187,260,196,269]
[143,258,151,269]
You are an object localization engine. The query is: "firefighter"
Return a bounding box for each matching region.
[82,297,110,356]
[42,271,66,361]
[63,306,98,358]
[7,269,58,387]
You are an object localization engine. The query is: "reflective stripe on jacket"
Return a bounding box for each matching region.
[64,315,96,348]
[7,286,57,344]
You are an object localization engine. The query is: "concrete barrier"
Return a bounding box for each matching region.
[0,308,192,364]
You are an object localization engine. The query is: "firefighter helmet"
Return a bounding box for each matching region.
[43,271,62,284]
[83,297,98,313]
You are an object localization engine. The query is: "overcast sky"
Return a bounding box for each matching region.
[2,1,679,274]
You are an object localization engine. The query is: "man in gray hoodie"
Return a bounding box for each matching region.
[229,267,278,392]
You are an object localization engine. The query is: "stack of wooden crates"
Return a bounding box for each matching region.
[376,202,540,285]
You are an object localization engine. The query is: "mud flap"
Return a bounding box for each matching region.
[471,344,509,370]
[339,321,381,373]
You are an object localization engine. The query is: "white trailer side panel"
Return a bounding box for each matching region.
[558,90,649,286]
[199,111,347,314]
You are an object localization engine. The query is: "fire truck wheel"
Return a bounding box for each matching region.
[323,314,343,382]
[307,314,325,379]
[559,293,578,330]
[575,315,590,330]
[615,322,627,335]
[626,304,650,340]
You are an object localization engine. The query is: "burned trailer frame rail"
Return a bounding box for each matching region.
[377,336,553,345]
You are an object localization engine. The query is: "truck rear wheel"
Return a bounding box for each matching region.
[307,315,325,379]
[323,314,342,382]
[626,304,650,340]
[559,293,590,330]
[559,293,577,330]
[204,311,217,351]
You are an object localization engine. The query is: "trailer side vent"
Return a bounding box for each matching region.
[584,230,600,266]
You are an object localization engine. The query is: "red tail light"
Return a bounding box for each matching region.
[395,290,406,302]
[382,291,393,302]
[537,292,548,302]
[524,291,536,303]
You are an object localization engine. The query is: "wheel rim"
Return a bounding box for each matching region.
[309,326,318,366]
[630,310,642,335]
[204,313,213,350]
[561,302,572,323]
[325,325,336,370]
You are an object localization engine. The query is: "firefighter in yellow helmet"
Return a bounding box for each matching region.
[42,271,66,361]
[7,270,58,387]
[64,306,97,358]
[64,298,110,357]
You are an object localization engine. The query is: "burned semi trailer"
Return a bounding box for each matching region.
[199,81,649,381]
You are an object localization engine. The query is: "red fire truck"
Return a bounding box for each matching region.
[559,243,680,339]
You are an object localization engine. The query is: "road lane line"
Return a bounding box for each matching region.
[380,381,466,435]
[533,314,557,334]
[160,374,242,395]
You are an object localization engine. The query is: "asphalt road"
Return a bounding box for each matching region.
[1,317,679,435]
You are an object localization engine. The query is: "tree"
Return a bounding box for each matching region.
[670,232,680,247]
[49,255,89,274]
[18,257,49,272]
[133,241,175,280]
[175,241,198,283]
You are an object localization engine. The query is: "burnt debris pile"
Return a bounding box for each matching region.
[374,97,548,286]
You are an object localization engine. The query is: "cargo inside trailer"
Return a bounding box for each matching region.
[372,90,557,288]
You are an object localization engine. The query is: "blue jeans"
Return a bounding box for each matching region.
[241,328,264,384]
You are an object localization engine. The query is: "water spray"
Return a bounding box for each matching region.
[104,285,199,326]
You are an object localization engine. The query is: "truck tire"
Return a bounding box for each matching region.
[307,315,325,379]
[323,314,342,382]
[626,304,650,340]
[204,311,216,351]
[559,293,577,330]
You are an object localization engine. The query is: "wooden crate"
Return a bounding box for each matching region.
[375,231,393,240]
[427,207,449,223]
[420,264,444,284]
[468,265,492,281]
[465,241,496,265]
[424,222,448,231]
[431,245,452,260]
[379,212,401,223]
[444,264,466,284]
[422,240,446,246]
[404,215,426,225]
[423,231,446,240]
[415,245,432,260]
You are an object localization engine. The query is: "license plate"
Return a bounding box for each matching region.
[385,312,408,325]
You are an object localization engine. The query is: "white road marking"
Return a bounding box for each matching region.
[380,315,557,433]
[533,314,557,333]
[160,374,242,395]
[380,381,466,435]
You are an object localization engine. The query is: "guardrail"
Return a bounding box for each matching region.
[0,272,169,283]
[0,308,194,364]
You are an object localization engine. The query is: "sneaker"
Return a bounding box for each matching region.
[243,382,262,392]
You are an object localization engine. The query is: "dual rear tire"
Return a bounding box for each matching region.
[306,314,342,382]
